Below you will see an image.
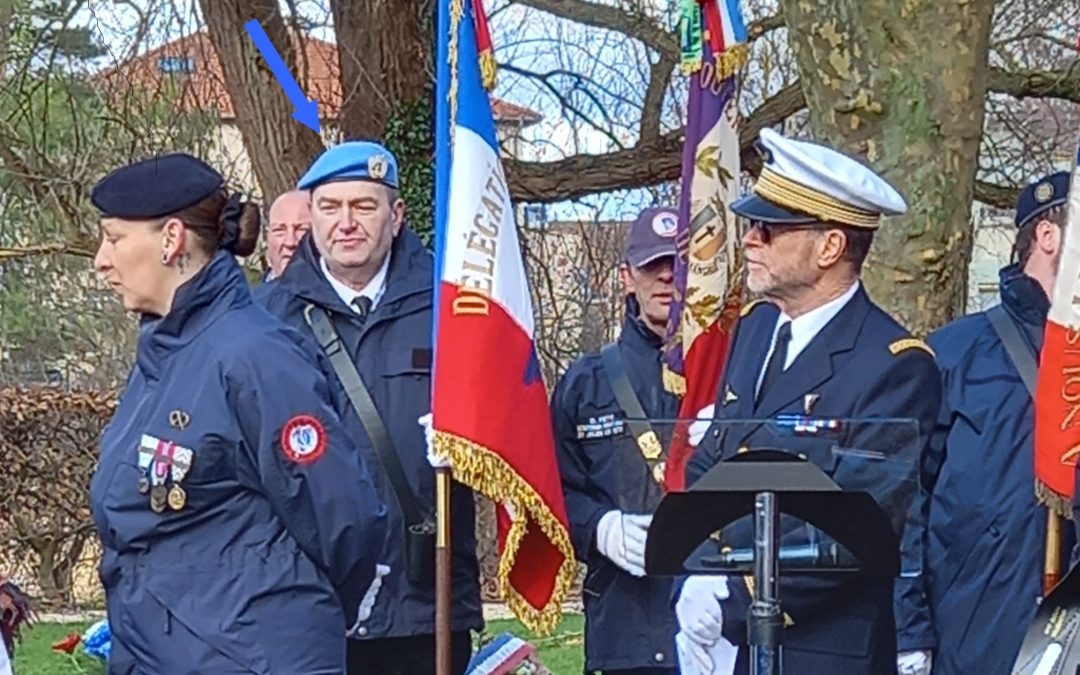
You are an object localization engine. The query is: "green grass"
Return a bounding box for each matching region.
[11,614,585,674]
[12,622,106,675]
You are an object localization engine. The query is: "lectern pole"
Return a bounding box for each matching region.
[750,492,783,675]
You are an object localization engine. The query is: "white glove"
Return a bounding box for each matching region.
[676,574,730,645]
[349,563,391,633]
[595,510,652,577]
[677,630,714,674]
[418,413,450,469]
[689,404,715,447]
[897,650,932,675]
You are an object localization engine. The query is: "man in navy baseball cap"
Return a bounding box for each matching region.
[622,206,679,337]
[549,205,683,673]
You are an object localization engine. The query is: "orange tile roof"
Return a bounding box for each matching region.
[94,31,542,126]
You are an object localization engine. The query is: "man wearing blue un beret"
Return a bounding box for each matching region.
[255,141,482,675]
[924,170,1073,675]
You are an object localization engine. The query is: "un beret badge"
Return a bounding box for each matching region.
[1034,182,1054,204]
[368,154,388,181]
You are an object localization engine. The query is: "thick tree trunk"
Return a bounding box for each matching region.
[198,0,323,201]
[331,0,433,139]
[779,0,996,334]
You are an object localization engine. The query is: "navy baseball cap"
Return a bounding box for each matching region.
[1015,171,1069,228]
[625,207,678,267]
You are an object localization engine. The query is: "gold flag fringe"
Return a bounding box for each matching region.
[680,43,749,78]
[1036,480,1075,520]
[663,366,687,396]
[713,44,749,81]
[479,49,497,91]
[433,430,578,636]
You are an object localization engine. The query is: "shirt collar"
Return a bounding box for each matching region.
[774,280,860,368]
[319,251,392,313]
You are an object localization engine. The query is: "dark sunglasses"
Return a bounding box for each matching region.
[742,221,827,244]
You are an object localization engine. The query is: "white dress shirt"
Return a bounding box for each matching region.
[755,281,860,396]
[320,252,391,313]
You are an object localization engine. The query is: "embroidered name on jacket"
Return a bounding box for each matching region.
[576,414,624,439]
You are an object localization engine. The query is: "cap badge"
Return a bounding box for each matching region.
[367,154,388,181]
[1034,182,1054,204]
[652,211,678,238]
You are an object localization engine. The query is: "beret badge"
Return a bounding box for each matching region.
[1034,182,1054,204]
[368,154,388,181]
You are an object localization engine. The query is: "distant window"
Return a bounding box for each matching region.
[523,204,546,229]
[158,56,195,74]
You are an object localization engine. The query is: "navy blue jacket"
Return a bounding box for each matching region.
[687,284,940,675]
[926,264,1071,674]
[551,300,681,672]
[90,251,388,675]
[255,230,483,639]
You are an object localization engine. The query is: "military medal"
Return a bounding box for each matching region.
[637,431,663,460]
[168,446,194,511]
[150,485,168,513]
[148,438,178,513]
[167,485,187,510]
[137,434,157,493]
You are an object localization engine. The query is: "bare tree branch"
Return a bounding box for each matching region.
[507,81,805,202]
[512,0,678,57]
[511,0,782,61]
[0,243,94,260]
[640,52,676,142]
[974,179,1020,210]
[988,64,1080,102]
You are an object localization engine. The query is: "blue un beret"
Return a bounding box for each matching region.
[91,153,225,219]
[1015,171,1069,228]
[297,141,399,191]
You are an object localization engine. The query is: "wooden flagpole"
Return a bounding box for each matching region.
[435,467,453,675]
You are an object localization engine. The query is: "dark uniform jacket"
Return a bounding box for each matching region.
[687,284,940,675]
[551,300,681,672]
[91,251,388,675]
[255,230,484,640]
[926,263,1071,674]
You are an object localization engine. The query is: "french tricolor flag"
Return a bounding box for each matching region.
[431,0,576,635]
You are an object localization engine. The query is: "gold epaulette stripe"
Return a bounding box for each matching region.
[740,299,765,317]
[755,167,881,229]
[889,338,934,358]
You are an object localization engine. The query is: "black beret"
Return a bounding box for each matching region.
[91,153,225,219]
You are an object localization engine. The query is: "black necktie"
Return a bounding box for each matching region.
[757,321,792,405]
[352,296,373,322]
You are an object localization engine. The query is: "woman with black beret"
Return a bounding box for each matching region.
[88,153,389,675]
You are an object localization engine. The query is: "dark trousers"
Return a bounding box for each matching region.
[598,669,675,675]
[346,632,471,675]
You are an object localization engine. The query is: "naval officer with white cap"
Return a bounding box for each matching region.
[676,128,942,675]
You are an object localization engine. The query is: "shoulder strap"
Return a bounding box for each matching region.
[986,304,1038,397]
[303,304,429,526]
[599,343,664,462]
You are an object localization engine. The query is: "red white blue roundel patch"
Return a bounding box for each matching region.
[280,415,327,464]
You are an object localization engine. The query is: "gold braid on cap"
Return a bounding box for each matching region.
[755,166,882,229]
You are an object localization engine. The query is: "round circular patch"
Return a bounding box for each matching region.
[1034,182,1054,204]
[652,211,678,238]
[281,414,327,464]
